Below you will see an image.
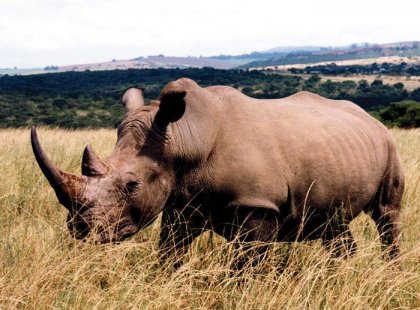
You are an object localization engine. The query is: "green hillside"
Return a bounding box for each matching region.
[0,67,419,128]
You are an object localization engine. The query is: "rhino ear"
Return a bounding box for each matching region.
[156,91,187,124]
[121,87,145,114]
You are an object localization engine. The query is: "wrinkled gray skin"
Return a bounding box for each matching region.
[32,78,404,269]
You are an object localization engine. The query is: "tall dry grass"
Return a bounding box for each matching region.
[0,128,419,309]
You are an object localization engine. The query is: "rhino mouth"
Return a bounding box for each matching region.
[69,212,139,243]
[95,223,139,244]
[74,225,138,244]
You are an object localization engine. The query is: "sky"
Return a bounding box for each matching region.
[1,0,419,68]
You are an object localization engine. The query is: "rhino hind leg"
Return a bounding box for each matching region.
[367,150,404,260]
[321,221,357,258]
[370,206,401,259]
[370,144,404,260]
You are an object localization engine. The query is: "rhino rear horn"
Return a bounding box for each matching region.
[31,126,86,208]
[82,144,108,176]
[121,87,145,113]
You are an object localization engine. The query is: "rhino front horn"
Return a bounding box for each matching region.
[81,144,108,176]
[31,126,86,208]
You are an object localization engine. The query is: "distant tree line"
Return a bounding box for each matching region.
[288,62,420,76]
[241,46,420,68]
[0,67,419,128]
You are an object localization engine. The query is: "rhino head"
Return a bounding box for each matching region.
[32,86,189,243]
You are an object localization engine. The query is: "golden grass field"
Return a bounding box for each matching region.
[254,56,420,91]
[261,56,420,71]
[0,128,419,309]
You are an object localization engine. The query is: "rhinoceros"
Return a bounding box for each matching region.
[31,78,404,268]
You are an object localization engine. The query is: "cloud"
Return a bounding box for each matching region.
[1,0,419,67]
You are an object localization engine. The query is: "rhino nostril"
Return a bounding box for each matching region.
[69,220,90,240]
[126,181,141,193]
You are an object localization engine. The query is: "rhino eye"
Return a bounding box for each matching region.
[126,181,140,193]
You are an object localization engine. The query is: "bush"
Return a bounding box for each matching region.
[378,101,420,128]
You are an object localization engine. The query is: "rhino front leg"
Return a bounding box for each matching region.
[220,207,279,272]
[158,207,204,269]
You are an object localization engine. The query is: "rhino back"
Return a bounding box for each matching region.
[202,88,391,219]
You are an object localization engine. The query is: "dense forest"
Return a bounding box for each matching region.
[0,67,419,128]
